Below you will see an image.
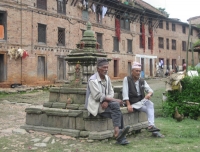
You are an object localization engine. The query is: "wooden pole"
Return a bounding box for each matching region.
[191,43,194,67]
[186,21,191,72]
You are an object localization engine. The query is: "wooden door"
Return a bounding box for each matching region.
[37,56,45,81]
[150,59,153,76]
[0,54,6,82]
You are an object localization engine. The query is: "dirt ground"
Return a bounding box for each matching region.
[0,78,166,152]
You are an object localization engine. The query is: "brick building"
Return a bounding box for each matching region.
[0,0,199,87]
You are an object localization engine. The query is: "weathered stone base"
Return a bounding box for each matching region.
[21,105,148,140]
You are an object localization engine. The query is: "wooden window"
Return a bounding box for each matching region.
[114,60,119,77]
[158,37,164,48]
[166,38,169,50]
[182,41,186,51]
[148,37,151,49]
[139,35,143,48]
[166,22,169,30]
[159,20,163,29]
[127,39,132,53]
[172,23,176,31]
[0,11,7,40]
[58,27,65,46]
[113,37,119,52]
[182,26,186,34]
[96,33,103,49]
[120,19,130,31]
[172,39,176,50]
[38,23,46,43]
[37,0,47,10]
[57,0,66,14]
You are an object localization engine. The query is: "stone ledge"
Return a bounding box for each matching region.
[21,121,148,140]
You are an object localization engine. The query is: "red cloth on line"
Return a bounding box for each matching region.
[115,18,120,41]
[149,28,153,53]
[142,23,145,52]
[22,51,29,58]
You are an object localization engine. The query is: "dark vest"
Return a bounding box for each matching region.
[127,76,145,104]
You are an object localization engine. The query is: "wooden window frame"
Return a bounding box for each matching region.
[127,39,132,53]
[172,39,176,50]
[96,32,103,49]
[159,20,163,29]
[58,27,65,46]
[166,38,169,50]
[38,23,46,43]
[158,37,164,49]
[37,0,47,10]
[0,11,7,40]
[57,0,66,14]
[172,23,176,31]
[182,41,186,51]
[182,25,186,34]
[113,37,119,52]
[166,22,169,30]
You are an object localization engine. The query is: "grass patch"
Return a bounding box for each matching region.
[1,118,199,152]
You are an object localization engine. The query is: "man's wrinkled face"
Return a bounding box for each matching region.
[98,65,108,77]
[132,68,141,80]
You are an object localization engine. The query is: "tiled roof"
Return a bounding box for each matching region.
[135,0,167,17]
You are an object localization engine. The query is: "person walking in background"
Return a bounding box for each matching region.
[175,64,178,73]
[183,62,186,71]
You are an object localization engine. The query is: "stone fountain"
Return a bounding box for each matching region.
[21,22,148,140]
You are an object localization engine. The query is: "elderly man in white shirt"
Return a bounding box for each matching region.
[122,61,160,132]
[85,58,130,145]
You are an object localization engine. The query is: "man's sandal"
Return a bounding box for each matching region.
[116,126,130,141]
[116,137,129,145]
[147,126,160,132]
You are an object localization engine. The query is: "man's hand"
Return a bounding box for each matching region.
[114,99,123,105]
[101,102,108,109]
[127,105,133,113]
[145,93,152,100]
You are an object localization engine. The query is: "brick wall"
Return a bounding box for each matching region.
[0,0,199,87]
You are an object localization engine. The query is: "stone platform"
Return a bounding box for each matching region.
[21,85,148,140]
[21,105,148,140]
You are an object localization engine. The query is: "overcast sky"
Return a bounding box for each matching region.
[143,0,200,23]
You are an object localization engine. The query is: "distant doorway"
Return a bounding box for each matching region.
[0,54,6,82]
[150,59,153,76]
[128,62,131,76]
[57,57,66,80]
[114,60,119,77]
[141,58,144,71]
[37,56,46,81]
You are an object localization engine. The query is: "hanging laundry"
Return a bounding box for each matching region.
[102,6,107,18]
[92,3,96,13]
[22,50,29,59]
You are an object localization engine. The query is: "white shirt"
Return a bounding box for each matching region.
[122,77,153,101]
